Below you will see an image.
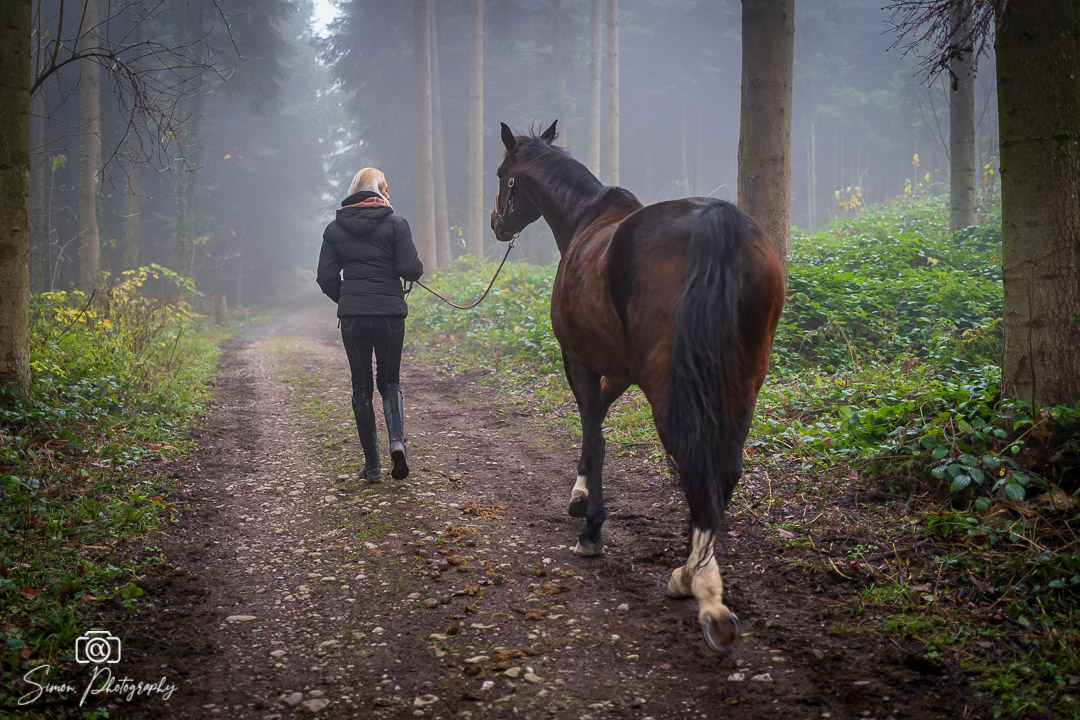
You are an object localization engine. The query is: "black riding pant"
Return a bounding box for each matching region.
[340,314,405,401]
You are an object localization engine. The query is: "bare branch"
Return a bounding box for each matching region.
[30,0,241,176]
[883,0,1004,83]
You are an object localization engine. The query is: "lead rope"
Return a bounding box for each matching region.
[405,236,517,310]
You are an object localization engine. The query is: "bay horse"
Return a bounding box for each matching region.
[490,121,785,653]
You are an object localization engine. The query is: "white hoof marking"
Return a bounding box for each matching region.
[570,474,588,503]
[573,540,604,557]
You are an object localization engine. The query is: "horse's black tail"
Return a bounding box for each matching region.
[665,202,761,535]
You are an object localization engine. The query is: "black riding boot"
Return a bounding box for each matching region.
[353,392,381,482]
[382,385,409,480]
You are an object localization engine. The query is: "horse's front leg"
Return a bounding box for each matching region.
[666,527,741,653]
[569,376,629,519]
[562,358,612,556]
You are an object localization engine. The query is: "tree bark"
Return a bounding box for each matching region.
[467,0,484,259]
[413,0,437,271]
[737,0,794,273]
[0,0,31,388]
[949,0,977,232]
[997,0,1080,406]
[78,0,101,293]
[604,0,619,186]
[587,0,602,178]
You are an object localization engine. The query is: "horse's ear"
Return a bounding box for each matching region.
[540,119,558,144]
[500,122,517,156]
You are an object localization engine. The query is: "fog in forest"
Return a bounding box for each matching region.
[29,0,1000,305]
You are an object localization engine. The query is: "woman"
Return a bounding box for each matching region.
[317,168,424,481]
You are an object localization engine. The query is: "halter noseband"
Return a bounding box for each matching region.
[494,177,515,224]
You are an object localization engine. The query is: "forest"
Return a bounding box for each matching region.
[1,1,1079,719]
[6,0,1003,297]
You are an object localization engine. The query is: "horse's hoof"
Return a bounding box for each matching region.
[573,539,605,557]
[568,496,588,518]
[701,611,741,654]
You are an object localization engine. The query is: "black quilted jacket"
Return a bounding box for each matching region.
[317,191,424,317]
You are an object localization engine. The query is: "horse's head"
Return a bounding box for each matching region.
[490,120,558,243]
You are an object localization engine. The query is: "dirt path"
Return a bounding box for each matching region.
[114,305,972,720]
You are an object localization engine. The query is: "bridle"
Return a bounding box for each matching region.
[493,176,518,240]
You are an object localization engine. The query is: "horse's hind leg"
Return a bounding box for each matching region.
[569,377,629,518]
[666,527,741,653]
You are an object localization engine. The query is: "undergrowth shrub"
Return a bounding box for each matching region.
[409,257,561,377]
[777,197,1002,372]
[759,197,1076,504]
[0,265,222,697]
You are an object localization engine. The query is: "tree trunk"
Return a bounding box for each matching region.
[213,293,229,326]
[737,0,794,273]
[121,16,141,272]
[679,97,688,195]
[645,106,654,200]
[997,0,1080,406]
[0,0,31,388]
[552,0,568,148]
[604,0,619,186]
[805,121,813,230]
[78,0,101,293]
[413,0,437,271]
[235,229,245,306]
[695,84,704,195]
[30,85,45,293]
[183,70,203,279]
[949,0,977,231]
[467,0,484,260]
[176,0,205,282]
[123,155,140,270]
[430,7,451,268]
[587,0,602,178]
[808,119,817,231]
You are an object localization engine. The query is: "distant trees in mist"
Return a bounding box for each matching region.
[18,0,323,309]
[325,0,1000,267]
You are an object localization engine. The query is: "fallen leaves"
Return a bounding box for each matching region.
[462,503,505,520]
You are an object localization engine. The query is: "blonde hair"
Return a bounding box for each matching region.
[348,167,387,196]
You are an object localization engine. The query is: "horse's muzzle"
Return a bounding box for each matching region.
[491,211,514,243]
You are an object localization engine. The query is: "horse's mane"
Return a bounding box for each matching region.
[514,133,642,216]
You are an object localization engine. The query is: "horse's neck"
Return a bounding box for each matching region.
[549,188,641,253]
[531,158,641,253]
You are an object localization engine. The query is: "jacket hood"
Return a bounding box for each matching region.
[336,191,394,236]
